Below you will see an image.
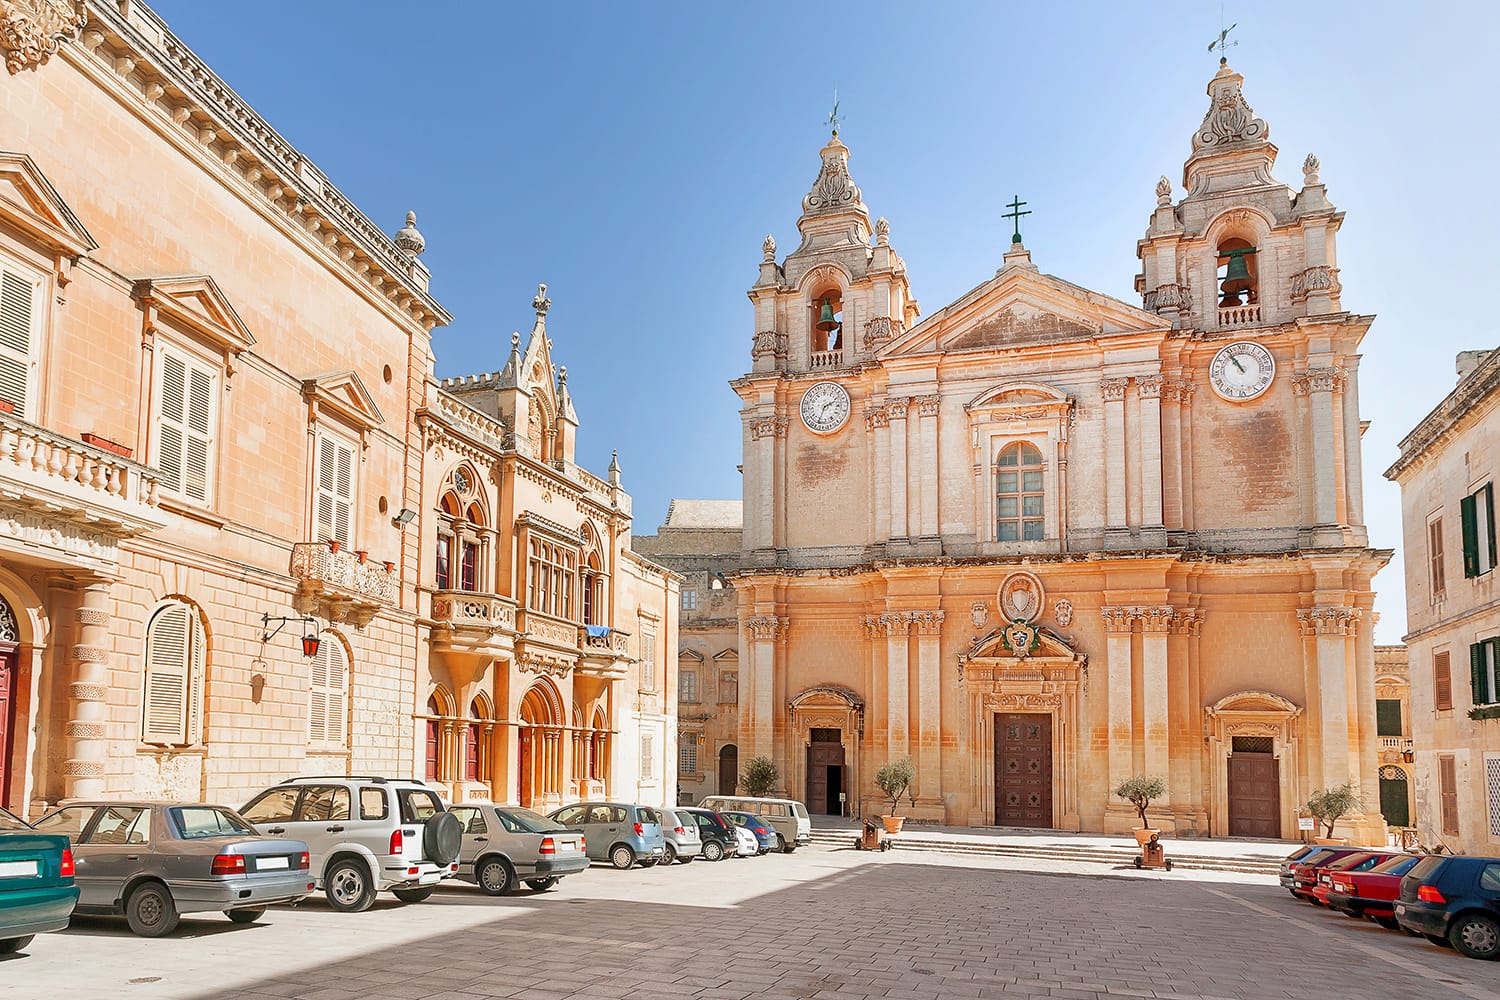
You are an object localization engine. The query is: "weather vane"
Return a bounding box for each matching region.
[1002,194,1031,245]
[824,90,845,137]
[1209,7,1238,64]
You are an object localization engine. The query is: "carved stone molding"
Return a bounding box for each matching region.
[1099,378,1129,403]
[864,408,889,430]
[916,395,941,417]
[1170,608,1205,636]
[1193,66,1269,151]
[0,0,85,75]
[1224,721,1281,738]
[63,720,104,739]
[998,571,1045,624]
[1136,375,1164,400]
[1291,367,1345,395]
[1290,265,1341,303]
[71,643,109,663]
[863,316,902,349]
[1151,282,1188,313]
[64,759,103,778]
[1296,606,1360,637]
[983,692,1062,713]
[749,416,790,440]
[744,615,790,642]
[802,136,862,217]
[878,611,910,637]
[68,681,107,702]
[74,606,110,626]
[1099,606,1136,634]
[970,601,989,628]
[1138,606,1175,633]
[908,610,944,636]
[751,330,788,360]
[519,652,573,678]
[885,397,911,420]
[1052,598,1073,627]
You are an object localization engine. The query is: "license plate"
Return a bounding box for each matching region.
[257,856,290,870]
[0,860,37,878]
[1396,904,1406,914]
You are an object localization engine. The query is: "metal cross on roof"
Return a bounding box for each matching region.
[1003,195,1031,245]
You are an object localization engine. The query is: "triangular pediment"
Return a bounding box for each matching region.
[881,265,1167,359]
[301,370,383,431]
[133,275,255,354]
[0,151,97,257]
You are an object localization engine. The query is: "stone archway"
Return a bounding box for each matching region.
[786,685,864,816]
[1204,690,1302,839]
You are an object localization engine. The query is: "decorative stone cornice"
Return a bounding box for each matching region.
[0,0,85,75]
[751,330,788,360]
[1291,367,1345,395]
[749,416,789,441]
[1296,606,1360,637]
[1099,606,1136,634]
[1099,378,1129,403]
[743,615,789,642]
[886,397,911,420]
[1136,375,1164,400]
[1290,265,1340,303]
[1388,349,1500,481]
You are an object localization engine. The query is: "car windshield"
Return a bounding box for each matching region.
[170,806,256,839]
[0,806,31,832]
[498,808,566,834]
[1371,855,1422,876]
[1406,856,1446,882]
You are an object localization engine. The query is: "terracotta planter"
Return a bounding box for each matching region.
[328,540,340,554]
[1133,828,1160,847]
[356,550,368,564]
[383,560,396,573]
[881,815,905,834]
[81,432,133,458]
[0,399,13,415]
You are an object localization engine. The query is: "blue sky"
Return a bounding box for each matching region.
[149,1,1497,643]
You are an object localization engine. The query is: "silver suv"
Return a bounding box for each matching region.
[241,776,462,912]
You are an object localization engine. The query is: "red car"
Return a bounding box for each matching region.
[1326,853,1425,928]
[1289,846,1380,902]
[1310,851,1400,906]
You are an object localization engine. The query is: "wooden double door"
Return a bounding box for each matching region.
[806,730,845,815]
[994,713,1052,828]
[1227,751,1280,838]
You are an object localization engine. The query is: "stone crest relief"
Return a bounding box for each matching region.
[998,570,1045,624]
[970,601,989,628]
[0,0,85,75]
[1052,598,1073,627]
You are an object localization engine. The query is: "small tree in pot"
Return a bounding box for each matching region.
[738,755,779,798]
[1114,774,1168,846]
[875,757,916,834]
[1305,780,1362,843]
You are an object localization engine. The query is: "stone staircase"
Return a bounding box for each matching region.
[808,828,1284,875]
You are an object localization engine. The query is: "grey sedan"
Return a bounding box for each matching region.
[450,804,588,895]
[33,801,313,937]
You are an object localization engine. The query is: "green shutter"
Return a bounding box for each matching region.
[1475,642,1489,706]
[1376,699,1403,736]
[1464,493,1480,577]
[1486,485,1497,570]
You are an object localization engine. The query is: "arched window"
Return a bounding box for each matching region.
[1216,236,1259,307]
[810,288,844,354]
[464,698,487,782]
[425,693,443,781]
[141,601,207,747]
[580,524,604,626]
[527,537,576,619]
[996,442,1044,541]
[308,632,349,750]
[435,465,488,593]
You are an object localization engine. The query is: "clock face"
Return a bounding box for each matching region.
[1209,341,1276,401]
[799,381,851,434]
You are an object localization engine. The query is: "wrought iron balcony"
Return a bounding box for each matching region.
[290,543,396,628]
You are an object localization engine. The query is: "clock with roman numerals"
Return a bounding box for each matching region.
[1209,341,1275,402]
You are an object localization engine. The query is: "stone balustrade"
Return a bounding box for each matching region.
[809,349,843,370]
[1379,736,1414,752]
[580,626,630,656]
[432,590,517,632]
[1217,303,1262,327]
[0,414,162,535]
[517,608,580,650]
[290,542,396,627]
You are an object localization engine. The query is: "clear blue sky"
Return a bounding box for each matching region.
[149,1,1496,643]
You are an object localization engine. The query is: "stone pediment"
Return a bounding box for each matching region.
[133,275,256,355]
[881,266,1166,359]
[301,370,383,434]
[0,150,97,258]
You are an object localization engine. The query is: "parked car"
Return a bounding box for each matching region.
[1397,855,1500,958]
[33,801,311,937]
[659,808,702,865]
[1309,851,1400,906]
[240,775,462,912]
[448,803,587,895]
[698,795,812,853]
[1286,846,1377,901]
[0,805,77,953]
[1278,844,1324,888]
[548,802,665,870]
[1327,853,1426,928]
[722,811,776,855]
[730,823,759,858]
[673,807,737,861]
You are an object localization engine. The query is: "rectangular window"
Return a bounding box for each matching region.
[315,433,356,546]
[1435,650,1453,711]
[1462,484,1497,577]
[435,532,451,590]
[679,735,698,774]
[308,638,348,749]
[682,590,697,611]
[460,540,478,592]
[0,262,40,418]
[1487,757,1500,839]
[1472,638,1500,707]
[156,347,218,504]
[464,722,482,781]
[1429,516,1447,597]
[680,669,698,703]
[1440,754,1460,837]
[641,629,657,691]
[1376,698,1403,737]
[641,732,655,781]
[526,538,577,618]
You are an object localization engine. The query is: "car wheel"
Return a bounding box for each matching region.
[702,840,725,862]
[1450,914,1500,959]
[525,877,558,892]
[392,887,435,903]
[609,844,636,870]
[0,936,33,954]
[477,857,515,896]
[785,843,797,854]
[1373,915,1400,930]
[663,843,677,865]
[639,858,659,868]
[1426,933,1455,949]
[776,834,787,853]
[126,882,180,938]
[325,858,375,913]
[423,812,464,866]
[226,907,266,925]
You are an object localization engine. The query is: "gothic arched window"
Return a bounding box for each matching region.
[435,465,488,592]
[996,442,1044,541]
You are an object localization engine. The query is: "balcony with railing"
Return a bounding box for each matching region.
[430,590,518,659]
[1217,303,1262,328]
[809,349,843,370]
[1379,736,1414,753]
[290,543,397,628]
[578,624,631,680]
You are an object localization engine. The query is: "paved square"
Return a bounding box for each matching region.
[9,847,1500,1000]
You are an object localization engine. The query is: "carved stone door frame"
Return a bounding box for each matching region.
[785,686,864,814]
[1204,690,1302,839]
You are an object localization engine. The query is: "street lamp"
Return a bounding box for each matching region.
[261,612,321,658]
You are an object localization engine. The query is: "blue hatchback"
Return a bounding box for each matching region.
[1396,854,1500,959]
[0,806,77,954]
[722,811,777,855]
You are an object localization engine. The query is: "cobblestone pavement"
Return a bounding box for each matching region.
[9,846,1500,1000]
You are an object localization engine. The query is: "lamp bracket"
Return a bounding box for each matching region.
[261,612,318,643]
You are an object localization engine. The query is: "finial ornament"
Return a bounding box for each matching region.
[1002,195,1031,246]
[824,90,844,137]
[394,210,425,256]
[1208,21,1237,64]
[511,331,521,349]
[875,216,890,245]
[762,234,776,262]
[1192,65,1268,152]
[1302,153,1321,185]
[1155,176,1172,206]
[558,365,568,386]
[532,283,551,315]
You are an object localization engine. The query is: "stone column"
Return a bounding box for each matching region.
[882,612,911,758]
[1101,379,1129,534]
[1177,381,1197,531]
[868,408,890,542]
[1137,376,1165,540]
[1342,357,1365,528]
[913,611,944,811]
[917,396,940,538]
[1295,369,1343,529]
[494,718,520,803]
[1161,381,1184,531]
[744,615,784,759]
[1100,606,1136,824]
[888,399,910,540]
[1139,606,1173,809]
[65,579,114,799]
[1299,607,1359,795]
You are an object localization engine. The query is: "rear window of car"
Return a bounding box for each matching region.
[552,806,585,825]
[360,788,388,820]
[0,806,30,831]
[1483,864,1500,892]
[399,789,443,823]
[793,802,809,819]
[1407,856,1446,883]
[34,806,94,839]
[498,808,565,834]
[1297,849,1332,867]
[1371,855,1421,875]
[637,808,661,826]
[170,807,255,839]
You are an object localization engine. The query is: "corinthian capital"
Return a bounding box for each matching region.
[1296,606,1360,637]
[1099,606,1136,634]
[1291,367,1345,396]
[1099,378,1129,403]
[744,615,790,642]
[1138,605,1175,633]
[0,0,85,75]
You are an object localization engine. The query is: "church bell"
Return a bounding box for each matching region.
[815,299,840,333]
[1218,248,1256,296]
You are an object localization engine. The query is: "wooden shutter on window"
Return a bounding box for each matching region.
[1376,699,1403,736]
[1435,651,1453,711]
[1486,485,1497,570]
[308,637,347,748]
[1464,493,1480,578]
[0,268,35,414]
[1474,642,1487,707]
[1440,755,1460,836]
[157,350,216,502]
[143,604,194,744]
[1430,518,1446,593]
[315,436,355,545]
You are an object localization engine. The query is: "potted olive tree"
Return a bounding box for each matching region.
[738,755,779,798]
[1305,780,1362,844]
[1114,774,1168,846]
[875,757,916,834]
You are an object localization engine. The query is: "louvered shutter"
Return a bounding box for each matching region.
[308,637,347,748]
[184,367,213,502]
[315,435,354,546]
[157,350,216,502]
[1474,642,1487,707]
[143,604,193,744]
[0,268,36,414]
[158,354,187,494]
[307,640,328,745]
[186,613,205,743]
[1435,651,1453,711]
[1486,485,1497,571]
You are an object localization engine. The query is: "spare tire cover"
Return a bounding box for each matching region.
[425,811,462,865]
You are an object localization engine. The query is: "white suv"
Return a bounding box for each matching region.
[241,776,462,912]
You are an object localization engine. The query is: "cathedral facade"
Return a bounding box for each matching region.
[730,65,1388,839]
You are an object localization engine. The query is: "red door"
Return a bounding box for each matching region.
[424,719,440,781]
[0,647,14,804]
[464,723,481,782]
[995,713,1053,828]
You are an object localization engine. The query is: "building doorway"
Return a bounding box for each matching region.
[718,744,737,796]
[1227,737,1280,838]
[806,728,845,816]
[0,646,14,805]
[994,713,1052,827]
[1379,766,1411,828]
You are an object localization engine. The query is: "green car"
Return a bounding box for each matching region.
[0,806,77,953]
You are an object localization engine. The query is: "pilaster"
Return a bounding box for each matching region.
[1099,605,1136,827]
[1101,379,1129,537]
[65,579,112,799]
[867,407,890,542]
[917,396,940,538]
[744,614,789,758]
[1298,606,1358,794]
[881,611,910,759]
[1293,368,1344,538]
[1138,605,1173,807]
[912,610,944,813]
[1137,376,1165,544]
[887,398,910,540]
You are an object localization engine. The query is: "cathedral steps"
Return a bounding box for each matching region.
[807,828,1283,875]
